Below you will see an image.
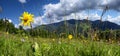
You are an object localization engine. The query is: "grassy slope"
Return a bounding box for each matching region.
[0,32,120,56]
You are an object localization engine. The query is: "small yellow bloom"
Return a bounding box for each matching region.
[25,36,28,39]
[68,34,73,40]
[52,39,55,41]
[83,40,87,43]
[112,40,114,43]
[20,12,34,26]
[6,32,9,35]
[94,33,97,37]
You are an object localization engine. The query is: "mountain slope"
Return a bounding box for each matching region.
[34,19,120,33]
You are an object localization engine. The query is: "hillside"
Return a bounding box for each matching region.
[34,19,120,33]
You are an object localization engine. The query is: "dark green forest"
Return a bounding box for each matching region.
[0,18,120,40]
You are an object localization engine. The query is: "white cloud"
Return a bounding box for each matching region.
[15,24,31,29]
[18,0,27,3]
[8,19,12,23]
[3,18,12,23]
[15,24,20,28]
[107,15,120,25]
[43,0,104,19]
[33,11,100,26]
[21,0,120,29]
[42,0,120,22]
[33,16,50,26]
[21,12,120,29]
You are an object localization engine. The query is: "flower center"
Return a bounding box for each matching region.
[24,17,28,22]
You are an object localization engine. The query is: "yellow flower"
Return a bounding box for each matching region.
[68,34,73,40]
[6,32,9,35]
[83,40,87,43]
[25,36,28,38]
[52,39,55,41]
[20,12,34,26]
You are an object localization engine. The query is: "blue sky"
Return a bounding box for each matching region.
[0,0,59,24]
[0,0,120,28]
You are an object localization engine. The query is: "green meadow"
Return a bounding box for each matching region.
[0,31,120,56]
[0,0,120,55]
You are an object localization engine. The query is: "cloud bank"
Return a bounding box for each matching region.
[33,0,120,26]
[18,0,27,3]
[43,0,120,19]
[3,18,12,23]
[15,0,120,29]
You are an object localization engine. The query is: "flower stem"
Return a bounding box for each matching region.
[30,23,34,43]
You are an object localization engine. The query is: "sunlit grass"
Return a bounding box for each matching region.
[0,33,120,56]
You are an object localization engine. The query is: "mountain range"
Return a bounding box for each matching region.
[34,19,120,33]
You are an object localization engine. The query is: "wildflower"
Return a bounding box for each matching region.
[109,38,111,41]
[108,49,111,56]
[6,32,9,35]
[68,34,73,40]
[33,42,41,56]
[83,40,87,43]
[112,40,114,43]
[106,40,108,42]
[25,36,28,39]
[97,38,100,41]
[94,33,97,37]
[2,54,4,56]
[93,33,97,41]
[21,38,25,42]
[19,12,34,26]
[58,41,61,44]
[34,42,39,52]
[52,39,55,41]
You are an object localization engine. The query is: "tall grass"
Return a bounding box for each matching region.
[0,33,120,56]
